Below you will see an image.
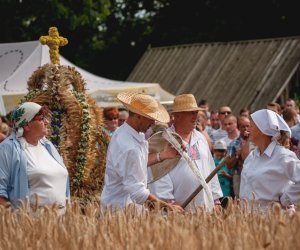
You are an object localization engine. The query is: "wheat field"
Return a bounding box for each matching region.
[0,200,299,250]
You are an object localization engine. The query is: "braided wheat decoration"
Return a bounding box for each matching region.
[19,28,110,205]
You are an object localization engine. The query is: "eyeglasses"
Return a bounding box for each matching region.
[33,115,48,123]
[108,117,118,121]
[219,111,232,115]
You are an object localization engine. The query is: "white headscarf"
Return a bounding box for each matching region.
[11,102,42,138]
[251,109,291,138]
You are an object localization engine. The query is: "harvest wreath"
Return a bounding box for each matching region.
[19,27,109,205]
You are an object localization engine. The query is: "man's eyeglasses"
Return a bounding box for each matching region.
[219,111,232,115]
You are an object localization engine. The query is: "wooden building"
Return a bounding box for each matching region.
[127,37,300,113]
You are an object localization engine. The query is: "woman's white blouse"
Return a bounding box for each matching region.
[240,141,300,207]
[23,140,68,207]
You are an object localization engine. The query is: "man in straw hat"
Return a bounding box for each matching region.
[149,94,223,211]
[100,92,184,212]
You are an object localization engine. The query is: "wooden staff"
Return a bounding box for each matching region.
[181,155,230,209]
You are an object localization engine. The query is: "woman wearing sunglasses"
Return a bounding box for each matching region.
[0,102,69,213]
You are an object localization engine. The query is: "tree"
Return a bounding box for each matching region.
[1,0,110,74]
[1,0,300,80]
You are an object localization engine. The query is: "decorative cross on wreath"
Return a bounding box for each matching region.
[39,27,68,65]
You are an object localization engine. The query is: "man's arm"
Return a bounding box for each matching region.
[226,156,238,169]
[148,143,180,166]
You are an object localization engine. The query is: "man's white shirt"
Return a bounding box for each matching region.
[101,123,150,209]
[149,128,223,211]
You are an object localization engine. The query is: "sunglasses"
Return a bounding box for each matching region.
[107,117,118,121]
[33,115,48,123]
[219,111,232,115]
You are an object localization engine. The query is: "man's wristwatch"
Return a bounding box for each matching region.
[156,152,161,162]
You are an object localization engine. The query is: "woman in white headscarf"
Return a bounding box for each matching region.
[240,109,300,212]
[0,102,69,212]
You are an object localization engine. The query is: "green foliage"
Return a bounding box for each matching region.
[1,0,300,80]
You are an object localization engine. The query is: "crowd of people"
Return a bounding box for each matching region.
[1,94,300,214]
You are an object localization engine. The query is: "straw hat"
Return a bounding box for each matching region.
[148,131,183,183]
[172,94,203,113]
[117,92,170,123]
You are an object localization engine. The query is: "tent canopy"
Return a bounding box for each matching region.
[0,41,174,115]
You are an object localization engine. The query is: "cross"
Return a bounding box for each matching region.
[39,27,68,65]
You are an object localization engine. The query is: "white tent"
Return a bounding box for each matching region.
[0,41,174,115]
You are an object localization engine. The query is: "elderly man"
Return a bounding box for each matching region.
[0,102,69,210]
[100,92,183,212]
[149,94,223,211]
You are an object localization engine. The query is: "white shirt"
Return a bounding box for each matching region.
[240,141,300,209]
[208,128,227,144]
[23,140,68,207]
[100,123,150,209]
[223,133,240,147]
[149,128,223,211]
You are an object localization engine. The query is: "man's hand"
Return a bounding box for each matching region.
[146,194,184,213]
[225,156,237,169]
[218,170,232,179]
[214,204,222,214]
[160,143,180,161]
[242,130,250,140]
[164,203,185,213]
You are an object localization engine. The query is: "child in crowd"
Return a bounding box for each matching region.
[213,140,233,208]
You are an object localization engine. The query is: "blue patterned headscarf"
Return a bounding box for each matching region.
[11,102,42,138]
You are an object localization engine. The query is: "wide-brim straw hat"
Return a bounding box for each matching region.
[117,92,170,123]
[172,94,203,113]
[148,131,183,183]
